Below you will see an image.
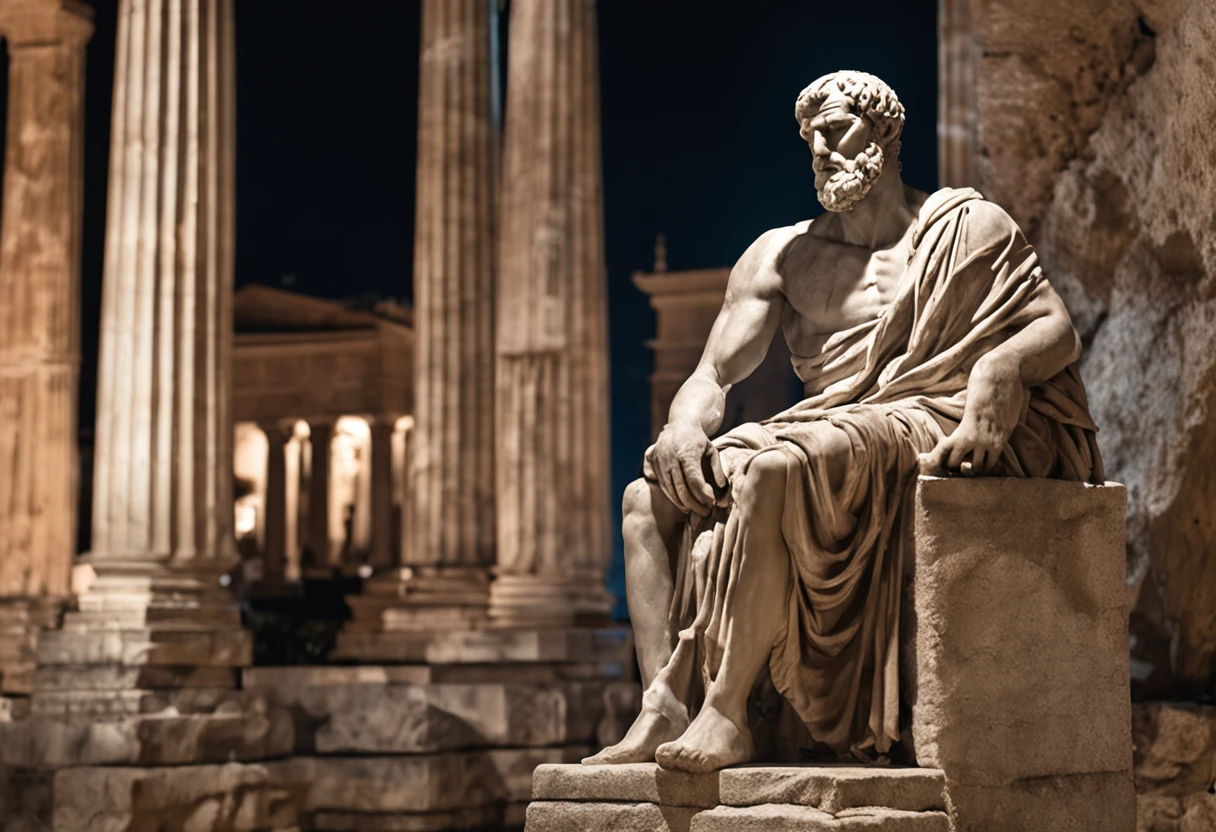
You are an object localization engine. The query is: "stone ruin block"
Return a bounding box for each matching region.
[907,476,1135,832]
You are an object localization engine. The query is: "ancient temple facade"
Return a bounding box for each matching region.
[231,285,414,590]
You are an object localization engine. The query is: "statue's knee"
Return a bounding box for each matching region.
[739,449,791,507]
[622,478,656,523]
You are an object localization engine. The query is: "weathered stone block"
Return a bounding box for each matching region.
[690,804,950,831]
[0,710,293,768]
[36,627,252,668]
[908,477,1135,832]
[312,804,525,831]
[531,764,946,815]
[526,800,699,832]
[50,762,300,831]
[278,747,588,815]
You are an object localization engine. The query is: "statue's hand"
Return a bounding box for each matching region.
[645,424,727,516]
[919,355,1025,477]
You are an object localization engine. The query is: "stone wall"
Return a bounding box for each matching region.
[972,0,1216,700]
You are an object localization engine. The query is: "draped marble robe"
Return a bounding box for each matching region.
[650,187,1104,756]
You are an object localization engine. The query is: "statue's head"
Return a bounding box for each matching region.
[795,71,905,212]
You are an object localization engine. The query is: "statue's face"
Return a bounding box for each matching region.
[806,98,887,213]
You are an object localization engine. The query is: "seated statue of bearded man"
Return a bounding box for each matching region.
[585,70,1104,774]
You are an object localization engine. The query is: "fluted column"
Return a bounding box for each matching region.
[305,419,333,570]
[0,0,93,694]
[491,0,612,627]
[85,0,237,605]
[334,0,499,656]
[939,0,979,189]
[408,0,498,574]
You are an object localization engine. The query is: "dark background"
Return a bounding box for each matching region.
[65,0,937,614]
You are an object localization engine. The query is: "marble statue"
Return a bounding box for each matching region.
[586,70,1104,774]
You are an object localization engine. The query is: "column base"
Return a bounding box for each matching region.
[342,566,492,635]
[33,561,251,718]
[488,573,614,630]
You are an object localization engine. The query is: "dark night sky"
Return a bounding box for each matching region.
[72,1,937,610]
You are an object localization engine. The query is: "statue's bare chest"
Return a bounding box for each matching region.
[779,237,911,355]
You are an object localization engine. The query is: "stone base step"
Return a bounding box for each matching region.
[524,764,950,832]
[309,802,526,831]
[526,801,950,831]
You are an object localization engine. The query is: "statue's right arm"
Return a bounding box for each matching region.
[646,228,788,516]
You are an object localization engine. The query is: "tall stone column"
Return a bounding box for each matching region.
[0,0,93,694]
[491,0,613,627]
[335,0,498,656]
[37,0,247,696]
[939,0,980,189]
[408,0,498,577]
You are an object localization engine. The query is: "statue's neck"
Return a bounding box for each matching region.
[834,164,916,250]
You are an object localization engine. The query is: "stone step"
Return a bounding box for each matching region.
[0,710,293,768]
[532,764,947,813]
[245,672,635,755]
[524,764,951,832]
[311,803,527,831]
[691,805,951,831]
[0,761,301,831]
[331,626,633,665]
[525,801,950,832]
[37,627,251,668]
[276,747,589,816]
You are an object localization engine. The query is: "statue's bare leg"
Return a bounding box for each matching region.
[584,478,688,765]
[655,447,796,773]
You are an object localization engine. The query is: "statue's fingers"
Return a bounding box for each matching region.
[945,438,970,471]
[669,466,705,517]
[917,444,947,476]
[680,456,715,512]
[705,444,727,489]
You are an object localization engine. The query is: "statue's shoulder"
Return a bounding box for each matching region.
[916,187,1023,246]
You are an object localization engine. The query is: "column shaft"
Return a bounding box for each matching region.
[492,0,612,626]
[91,0,237,573]
[409,0,498,570]
[0,2,93,602]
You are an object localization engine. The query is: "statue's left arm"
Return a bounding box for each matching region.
[920,205,1083,475]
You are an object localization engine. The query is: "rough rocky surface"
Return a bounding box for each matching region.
[908,477,1135,831]
[1132,702,1216,831]
[0,762,302,832]
[975,0,1216,697]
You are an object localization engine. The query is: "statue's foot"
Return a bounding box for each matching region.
[654,703,754,774]
[583,690,689,765]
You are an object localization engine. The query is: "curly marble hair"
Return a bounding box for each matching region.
[795,70,905,154]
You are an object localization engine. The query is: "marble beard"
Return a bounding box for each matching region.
[594,71,1104,771]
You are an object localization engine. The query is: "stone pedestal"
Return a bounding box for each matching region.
[907,477,1135,832]
[0,0,93,698]
[522,478,1133,832]
[247,627,641,831]
[525,764,950,831]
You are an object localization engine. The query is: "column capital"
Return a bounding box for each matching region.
[0,0,94,50]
